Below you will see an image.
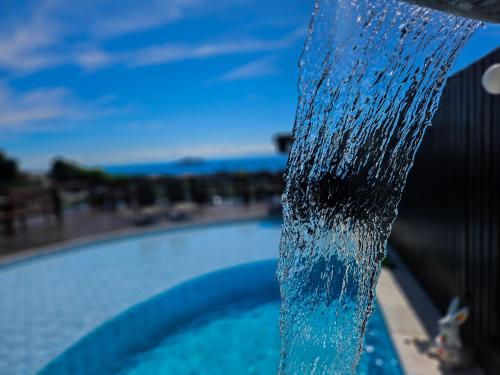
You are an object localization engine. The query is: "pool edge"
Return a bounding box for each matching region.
[0,213,278,270]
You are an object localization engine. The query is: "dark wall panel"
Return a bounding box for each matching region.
[390,48,500,373]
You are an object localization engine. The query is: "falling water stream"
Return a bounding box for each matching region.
[277,0,478,373]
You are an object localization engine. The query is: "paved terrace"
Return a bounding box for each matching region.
[0,203,270,259]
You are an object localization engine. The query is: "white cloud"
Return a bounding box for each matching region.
[23,28,304,73]
[0,82,126,132]
[76,27,304,71]
[72,49,114,72]
[125,29,304,68]
[0,0,274,75]
[0,0,306,75]
[0,84,79,129]
[0,3,64,73]
[211,56,280,82]
[87,0,203,39]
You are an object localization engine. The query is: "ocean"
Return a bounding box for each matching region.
[102,155,288,177]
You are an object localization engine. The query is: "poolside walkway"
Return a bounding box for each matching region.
[0,202,270,260]
[378,250,484,375]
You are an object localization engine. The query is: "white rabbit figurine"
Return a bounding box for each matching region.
[431,297,472,369]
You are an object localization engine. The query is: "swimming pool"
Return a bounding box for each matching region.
[110,302,401,375]
[38,260,401,375]
[0,219,401,374]
[0,220,281,374]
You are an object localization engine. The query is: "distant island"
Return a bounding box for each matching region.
[174,156,206,167]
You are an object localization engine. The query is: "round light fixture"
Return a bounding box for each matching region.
[481,63,500,95]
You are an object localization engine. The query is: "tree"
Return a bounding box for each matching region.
[49,158,113,185]
[49,158,82,182]
[0,151,19,186]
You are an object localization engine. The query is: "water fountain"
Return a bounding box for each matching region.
[278,0,498,373]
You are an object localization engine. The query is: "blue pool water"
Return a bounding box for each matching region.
[109,301,401,375]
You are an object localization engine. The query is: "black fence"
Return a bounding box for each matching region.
[390,48,500,373]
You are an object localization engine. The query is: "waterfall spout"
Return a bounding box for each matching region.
[278,0,479,373]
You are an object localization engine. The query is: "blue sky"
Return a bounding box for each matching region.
[0,0,498,171]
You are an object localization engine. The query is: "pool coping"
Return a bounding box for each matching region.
[0,211,275,270]
[377,248,483,375]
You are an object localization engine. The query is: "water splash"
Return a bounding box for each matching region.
[277,0,478,373]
